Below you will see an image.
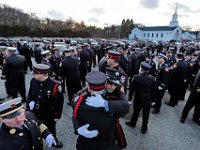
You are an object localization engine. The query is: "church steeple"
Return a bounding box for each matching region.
[169,3,179,27]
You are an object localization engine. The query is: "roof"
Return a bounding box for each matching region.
[188,31,199,36]
[138,26,178,31]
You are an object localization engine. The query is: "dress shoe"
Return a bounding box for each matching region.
[125,122,135,128]
[192,119,200,126]
[53,140,63,148]
[141,126,147,134]
[180,119,185,124]
[151,109,160,114]
[165,102,174,107]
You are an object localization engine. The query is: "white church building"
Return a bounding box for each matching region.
[129,6,199,42]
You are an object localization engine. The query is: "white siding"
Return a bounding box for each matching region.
[129,26,185,42]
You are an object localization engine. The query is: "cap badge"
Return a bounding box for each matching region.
[10,103,16,108]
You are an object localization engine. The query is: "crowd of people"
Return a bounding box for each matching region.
[0,39,199,149]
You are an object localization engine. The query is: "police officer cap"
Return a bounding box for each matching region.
[86,71,107,91]
[140,61,152,70]
[7,47,17,52]
[158,53,167,60]
[0,97,24,119]
[135,48,142,51]
[23,41,28,44]
[0,46,7,51]
[32,64,50,74]
[63,47,74,53]
[192,53,198,57]
[107,50,121,59]
[106,68,121,85]
[41,50,51,55]
[81,43,89,48]
[169,47,175,50]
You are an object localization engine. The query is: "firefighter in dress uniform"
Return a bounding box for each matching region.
[0,97,56,149]
[26,64,64,148]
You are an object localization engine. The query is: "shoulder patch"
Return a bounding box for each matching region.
[120,75,126,83]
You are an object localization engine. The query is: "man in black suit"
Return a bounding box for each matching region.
[59,48,82,105]
[126,61,156,134]
[166,53,188,107]
[1,47,27,102]
[180,65,200,125]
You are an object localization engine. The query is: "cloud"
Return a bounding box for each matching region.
[139,0,159,9]
[88,17,100,24]
[88,8,105,15]
[168,2,200,14]
[46,9,66,20]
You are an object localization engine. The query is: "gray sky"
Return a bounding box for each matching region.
[0,0,200,29]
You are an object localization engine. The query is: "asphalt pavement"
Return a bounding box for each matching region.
[0,66,200,150]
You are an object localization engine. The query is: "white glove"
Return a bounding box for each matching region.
[158,86,163,90]
[77,124,99,138]
[45,134,56,148]
[29,101,35,110]
[85,92,105,108]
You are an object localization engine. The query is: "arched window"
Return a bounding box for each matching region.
[156,33,158,37]
[152,33,154,37]
[161,33,163,38]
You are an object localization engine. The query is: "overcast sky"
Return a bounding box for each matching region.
[0,0,200,29]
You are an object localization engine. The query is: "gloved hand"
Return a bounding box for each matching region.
[158,86,163,90]
[45,134,56,148]
[29,101,35,110]
[77,124,99,138]
[85,92,105,108]
[54,119,58,122]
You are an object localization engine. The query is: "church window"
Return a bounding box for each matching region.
[152,33,154,37]
[144,33,146,37]
[161,33,163,38]
[156,33,158,37]
[147,33,149,37]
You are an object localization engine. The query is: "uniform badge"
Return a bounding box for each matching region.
[120,76,126,83]
[47,91,51,96]
[19,133,24,136]
[58,85,62,93]
[9,128,16,134]
[115,72,119,76]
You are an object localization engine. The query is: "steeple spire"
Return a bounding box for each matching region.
[169,3,179,27]
[175,2,178,15]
